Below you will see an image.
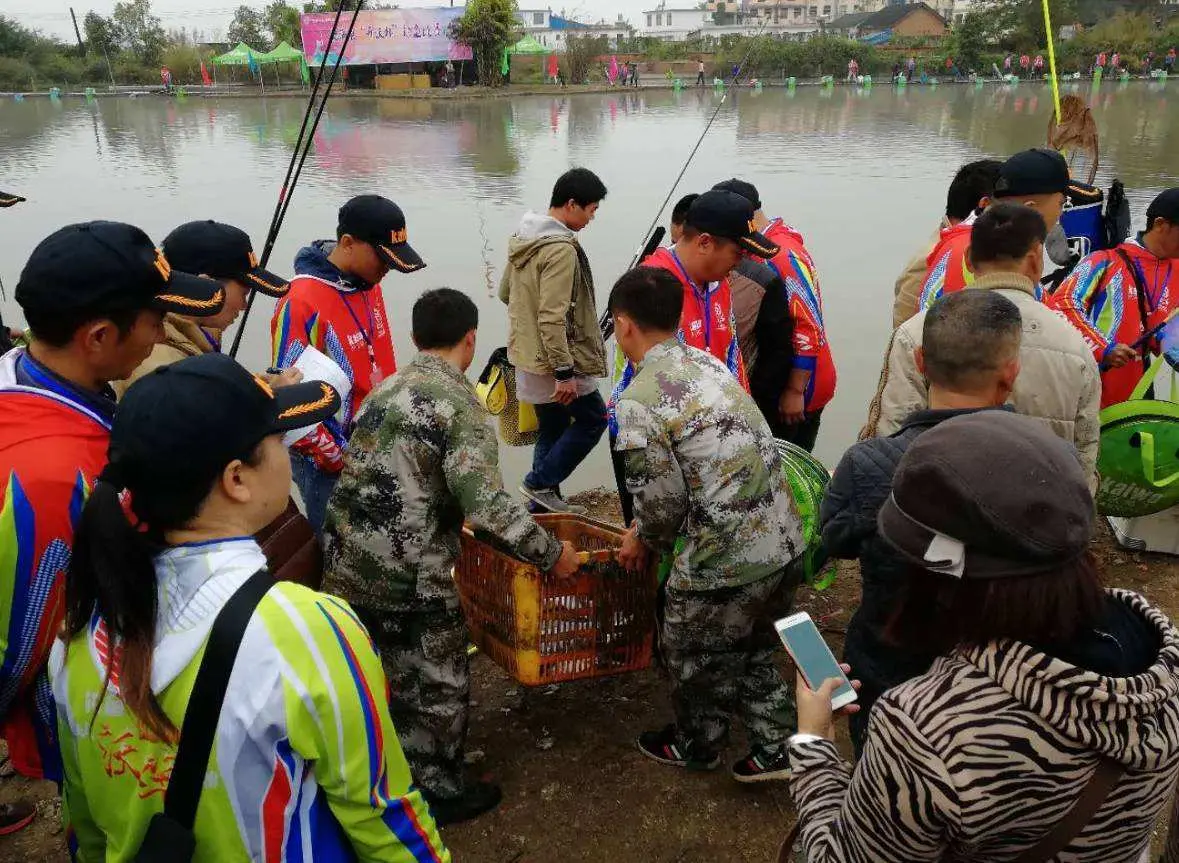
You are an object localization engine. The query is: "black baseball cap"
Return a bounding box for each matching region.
[16,221,224,318]
[338,195,425,274]
[1146,188,1179,229]
[712,178,762,211]
[163,221,289,298]
[0,190,25,208]
[993,148,1070,199]
[684,190,780,259]
[109,352,341,490]
[878,412,1092,581]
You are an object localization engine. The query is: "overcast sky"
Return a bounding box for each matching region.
[3,0,663,43]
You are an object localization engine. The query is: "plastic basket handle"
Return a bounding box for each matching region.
[1132,430,1179,489]
[576,549,617,565]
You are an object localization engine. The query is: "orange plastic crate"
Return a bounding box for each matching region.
[455,514,656,685]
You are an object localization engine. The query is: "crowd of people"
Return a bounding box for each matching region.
[0,149,1178,862]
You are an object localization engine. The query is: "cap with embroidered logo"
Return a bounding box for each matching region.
[15,220,225,318]
[337,195,425,274]
[162,221,289,298]
[109,352,341,491]
[684,190,780,259]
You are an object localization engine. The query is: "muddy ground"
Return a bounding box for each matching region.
[3,491,1178,863]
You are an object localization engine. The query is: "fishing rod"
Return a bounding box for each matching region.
[228,0,364,359]
[597,21,771,342]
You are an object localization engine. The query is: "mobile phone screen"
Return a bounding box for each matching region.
[776,617,855,703]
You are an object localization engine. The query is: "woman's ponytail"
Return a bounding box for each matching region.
[65,474,177,742]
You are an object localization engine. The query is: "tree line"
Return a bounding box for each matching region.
[0,0,308,91]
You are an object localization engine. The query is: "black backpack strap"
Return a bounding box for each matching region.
[163,568,274,829]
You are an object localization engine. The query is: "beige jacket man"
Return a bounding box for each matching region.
[498,212,607,389]
[113,313,217,398]
[864,272,1101,483]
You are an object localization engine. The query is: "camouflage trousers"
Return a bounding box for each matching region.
[355,602,470,799]
[661,569,798,753]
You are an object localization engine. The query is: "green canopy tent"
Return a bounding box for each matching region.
[209,42,263,88]
[505,34,547,82]
[256,41,309,87]
[508,34,548,55]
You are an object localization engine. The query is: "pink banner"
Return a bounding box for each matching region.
[300,8,472,65]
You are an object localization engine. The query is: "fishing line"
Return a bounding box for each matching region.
[598,23,770,340]
[627,20,771,265]
[229,0,364,359]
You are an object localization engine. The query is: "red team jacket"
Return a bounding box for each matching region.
[1046,240,1178,407]
[918,218,976,315]
[644,246,748,389]
[763,219,837,413]
[0,350,110,780]
[271,273,397,472]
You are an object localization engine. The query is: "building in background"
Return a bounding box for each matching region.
[637,5,713,41]
[517,9,633,49]
[830,1,948,41]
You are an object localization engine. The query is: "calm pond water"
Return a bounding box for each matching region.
[2,81,1178,490]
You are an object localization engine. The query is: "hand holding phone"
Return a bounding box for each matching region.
[775,612,859,739]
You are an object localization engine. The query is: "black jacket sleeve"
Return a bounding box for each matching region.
[748,271,795,409]
[820,449,871,560]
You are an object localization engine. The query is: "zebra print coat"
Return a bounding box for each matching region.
[788,590,1179,862]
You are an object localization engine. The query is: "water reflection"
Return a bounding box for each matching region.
[1,82,1177,482]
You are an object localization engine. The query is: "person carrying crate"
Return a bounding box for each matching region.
[609,263,806,784]
[322,288,581,826]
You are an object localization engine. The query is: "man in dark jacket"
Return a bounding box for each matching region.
[820,289,1022,756]
[728,258,796,436]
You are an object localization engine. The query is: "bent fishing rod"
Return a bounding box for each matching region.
[599,22,770,341]
[229,0,364,360]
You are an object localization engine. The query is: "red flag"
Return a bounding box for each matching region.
[200,60,212,87]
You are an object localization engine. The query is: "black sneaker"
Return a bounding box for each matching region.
[731,744,791,783]
[636,724,721,771]
[423,781,503,826]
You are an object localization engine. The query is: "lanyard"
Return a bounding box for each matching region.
[669,250,714,349]
[340,290,377,362]
[201,328,221,353]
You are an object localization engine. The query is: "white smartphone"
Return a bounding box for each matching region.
[775,611,858,710]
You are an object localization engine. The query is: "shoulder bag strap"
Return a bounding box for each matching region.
[1012,757,1124,863]
[162,568,274,830]
[1116,247,1153,377]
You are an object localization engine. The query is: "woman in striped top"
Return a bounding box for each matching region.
[788,411,1179,863]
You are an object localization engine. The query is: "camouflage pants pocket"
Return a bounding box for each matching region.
[359,604,471,799]
[661,572,797,752]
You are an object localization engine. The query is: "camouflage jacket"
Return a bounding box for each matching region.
[323,351,563,611]
[614,339,803,592]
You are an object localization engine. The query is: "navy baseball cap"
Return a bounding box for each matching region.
[16,221,224,318]
[712,178,762,211]
[1146,188,1179,229]
[685,190,780,258]
[163,221,289,298]
[994,149,1070,199]
[110,353,341,489]
[0,190,25,208]
[338,195,425,274]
